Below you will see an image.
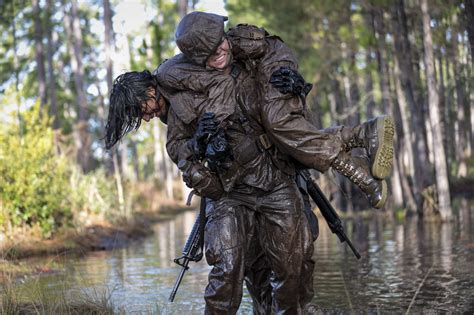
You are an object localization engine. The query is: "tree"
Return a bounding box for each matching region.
[32,0,47,109]
[45,0,59,131]
[391,0,432,209]
[421,0,452,221]
[64,0,91,172]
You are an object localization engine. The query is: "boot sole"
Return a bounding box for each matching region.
[372,116,395,179]
[373,180,388,209]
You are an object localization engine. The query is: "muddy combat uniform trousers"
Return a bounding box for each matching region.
[203,177,315,314]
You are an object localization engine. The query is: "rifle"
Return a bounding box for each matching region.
[168,199,206,302]
[298,169,361,259]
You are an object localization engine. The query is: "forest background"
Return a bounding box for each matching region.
[0,0,472,242]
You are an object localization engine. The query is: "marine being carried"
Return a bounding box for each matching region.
[105,11,395,315]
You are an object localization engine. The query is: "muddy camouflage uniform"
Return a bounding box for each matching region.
[154,12,363,314]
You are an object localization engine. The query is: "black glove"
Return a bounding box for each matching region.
[205,129,233,171]
[270,67,313,97]
[191,112,219,160]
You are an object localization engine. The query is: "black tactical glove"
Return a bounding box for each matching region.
[270,67,313,97]
[205,129,233,171]
[191,112,219,160]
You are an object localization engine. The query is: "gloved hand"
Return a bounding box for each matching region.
[191,112,219,160]
[205,129,233,171]
[178,159,224,200]
[270,67,313,97]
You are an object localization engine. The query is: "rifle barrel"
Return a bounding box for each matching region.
[299,170,361,259]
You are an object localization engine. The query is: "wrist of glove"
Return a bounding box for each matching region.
[188,138,206,160]
[270,66,313,97]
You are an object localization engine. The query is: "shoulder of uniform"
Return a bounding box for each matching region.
[167,92,200,125]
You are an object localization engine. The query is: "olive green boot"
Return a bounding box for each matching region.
[341,116,395,180]
[332,152,388,209]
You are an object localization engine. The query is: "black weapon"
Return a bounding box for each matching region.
[298,169,361,259]
[168,204,206,302]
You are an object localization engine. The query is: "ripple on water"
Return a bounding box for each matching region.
[12,199,474,313]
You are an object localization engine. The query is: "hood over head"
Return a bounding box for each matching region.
[175,12,228,66]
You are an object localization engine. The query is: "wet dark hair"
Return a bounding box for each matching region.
[105,70,159,149]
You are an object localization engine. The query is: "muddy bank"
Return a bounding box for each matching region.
[0,204,194,262]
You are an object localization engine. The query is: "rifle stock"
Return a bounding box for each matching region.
[169,199,206,302]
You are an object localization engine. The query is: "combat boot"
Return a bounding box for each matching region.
[341,116,395,180]
[332,151,387,209]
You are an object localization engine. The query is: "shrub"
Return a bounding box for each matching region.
[0,103,71,236]
[69,166,120,225]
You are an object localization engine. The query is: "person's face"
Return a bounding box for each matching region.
[206,38,231,70]
[141,88,168,122]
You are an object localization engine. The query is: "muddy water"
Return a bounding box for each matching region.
[11,198,474,314]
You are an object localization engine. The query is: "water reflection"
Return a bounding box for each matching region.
[11,199,474,313]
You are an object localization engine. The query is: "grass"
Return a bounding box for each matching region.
[0,277,169,314]
[0,279,117,315]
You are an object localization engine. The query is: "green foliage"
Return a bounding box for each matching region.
[0,102,71,236]
[69,167,119,220]
[0,101,122,236]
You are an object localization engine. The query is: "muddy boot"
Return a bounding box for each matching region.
[341,116,395,180]
[332,151,388,209]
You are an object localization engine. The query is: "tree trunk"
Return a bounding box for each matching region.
[178,0,187,18]
[391,0,432,197]
[392,58,419,212]
[421,0,452,221]
[129,140,141,181]
[462,1,474,160]
[363,7,376,118]
[364,51,375,119]
[32,0,47,109]
[372,7,405,208]
[103,0,114,90]
[153,123,174,199]
[328,78,346,212]
[436,52,452,165]
[451,21,468,177]
[463,0,474,64]
[113,150,126,216]
[120,141,132,181]
[11,1,22,136]
[153,123,165,180]
[45,0,58,130]
[443,43,457,170]
[64,0,90,172]
[103,0,115,174]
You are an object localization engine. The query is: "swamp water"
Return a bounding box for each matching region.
[6,198,474,314]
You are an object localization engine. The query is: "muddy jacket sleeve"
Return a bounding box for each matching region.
[166,93,225,201]
[166,105,195,164]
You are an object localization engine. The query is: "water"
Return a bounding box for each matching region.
[9,199,474,314]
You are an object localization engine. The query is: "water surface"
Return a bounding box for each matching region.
[11,199,474,314]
